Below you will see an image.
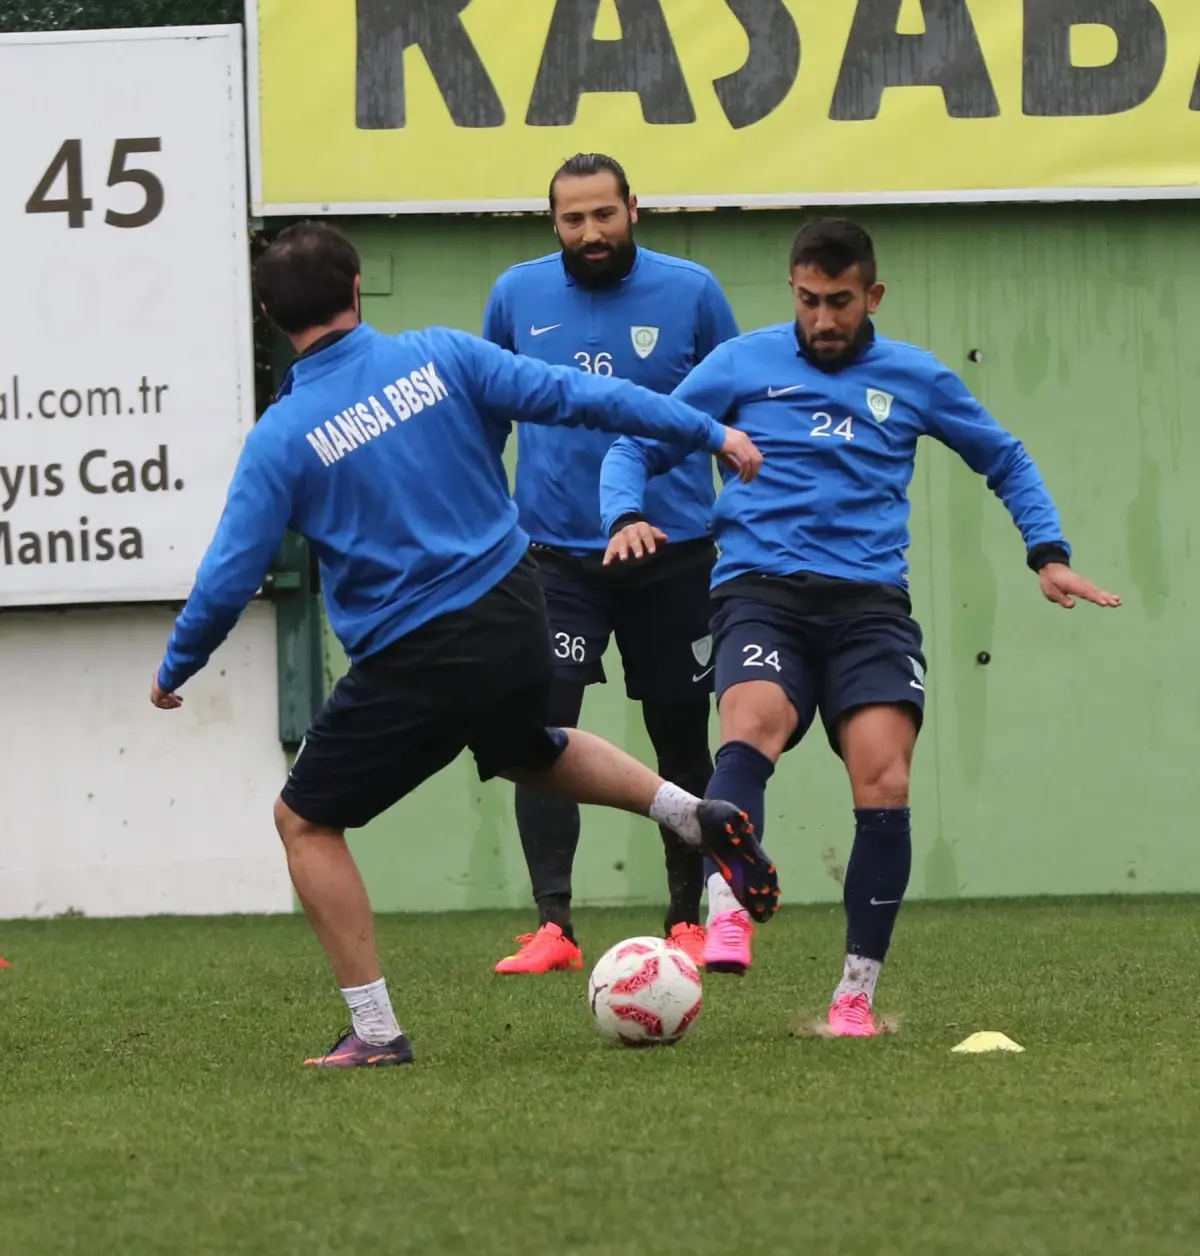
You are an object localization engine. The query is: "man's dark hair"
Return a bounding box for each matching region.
[790,218,877,288]
[549,152,631,208]
[253,221,360,334]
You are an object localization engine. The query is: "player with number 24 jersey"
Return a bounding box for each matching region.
[601,218,1120,1029]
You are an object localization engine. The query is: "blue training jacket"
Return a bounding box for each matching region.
[600,324,1069,592]
[157,323,728,691]
[483,247,739,553]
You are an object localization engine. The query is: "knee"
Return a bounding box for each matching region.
[719,690,794,761]
[274,796,339,848]
[852,759,911,809]
[273,796,292,837]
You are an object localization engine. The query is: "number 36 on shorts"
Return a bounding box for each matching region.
[554,632,587,663]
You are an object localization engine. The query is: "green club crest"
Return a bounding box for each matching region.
[866,388,894,422]
[631,326,659,360]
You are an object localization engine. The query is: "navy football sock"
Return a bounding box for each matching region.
[702,740,775,885]
[842,807,912,963]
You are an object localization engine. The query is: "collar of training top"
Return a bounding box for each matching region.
[560,243,642,288]
[793,318,876,373]
[276,323,372,399]
[298,326,356,359]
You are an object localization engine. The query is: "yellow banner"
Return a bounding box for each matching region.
[250,0,1200,212]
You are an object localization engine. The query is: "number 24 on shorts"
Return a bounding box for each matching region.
[742,644,781,672]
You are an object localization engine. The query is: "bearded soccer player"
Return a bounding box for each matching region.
[149,222,774,1067]
[601,217,1120,1033]
[483,154,739,974]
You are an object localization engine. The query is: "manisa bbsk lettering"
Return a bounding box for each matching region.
[305,361,449,468]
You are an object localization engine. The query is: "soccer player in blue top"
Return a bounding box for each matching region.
[601,218,1120,1035]
[148,222,774,1067]
[483,154,739,976]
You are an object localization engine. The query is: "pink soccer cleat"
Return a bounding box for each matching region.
[702,909,754,976]
[827,991,879,1037]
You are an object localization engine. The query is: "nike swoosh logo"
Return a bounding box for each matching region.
[870,897,901,906]
[910,680,925,692]
[692,666,714,682]
[530,323,561,336]
[766,385,804,398]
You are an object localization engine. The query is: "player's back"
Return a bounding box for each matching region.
[484,247,737,553]
[263,322,525,661]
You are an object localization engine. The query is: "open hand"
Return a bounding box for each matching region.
[1039,563,1122,609]
[603,522,668,566]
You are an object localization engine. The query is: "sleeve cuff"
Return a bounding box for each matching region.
[1027,542,1071,572]
[608,512,648,538]
[704,418,726,453]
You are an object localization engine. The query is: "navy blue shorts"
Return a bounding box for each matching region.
[281,557,567,831]
[711,593,926,755]
[533,541,715,703]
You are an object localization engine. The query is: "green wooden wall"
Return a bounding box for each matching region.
[318,202,1200,916]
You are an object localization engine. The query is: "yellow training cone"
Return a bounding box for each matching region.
[952,1031,1025,1054]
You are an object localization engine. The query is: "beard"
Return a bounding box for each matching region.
[797,317,874,372]
[560,236,637,288]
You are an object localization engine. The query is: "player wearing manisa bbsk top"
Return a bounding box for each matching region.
[483,153,740,975]
[602,217,1121,1036]
[149,221,775,1069]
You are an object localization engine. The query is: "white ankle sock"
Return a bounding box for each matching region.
[833,954,882,1006]
[341,976,403,1045]
[648,782,701,845]
[706,872,744,923]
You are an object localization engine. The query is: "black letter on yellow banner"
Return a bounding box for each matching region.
[714,0,801,130]
[1192,63,1200,110]
[1023,0,1166,116]
[830,0,999,120]
[527,0,694,126]
[356,0,504,130]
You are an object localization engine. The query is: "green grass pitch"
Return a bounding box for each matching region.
[3,898,1199,1255]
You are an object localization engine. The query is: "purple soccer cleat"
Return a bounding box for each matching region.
[303,1029,414,1068]
[696,800,780,923]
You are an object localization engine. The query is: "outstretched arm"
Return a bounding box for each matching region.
[447,329,759,478]
[152,429,297,704]
[598,436,691,563]
[601,342,742,565]
[925,367,1120,609]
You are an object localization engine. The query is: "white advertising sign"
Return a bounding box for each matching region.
[0,26,254,606]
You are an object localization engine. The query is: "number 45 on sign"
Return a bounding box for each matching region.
[26,138,164,230]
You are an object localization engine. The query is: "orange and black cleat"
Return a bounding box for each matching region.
[696,800,780,923]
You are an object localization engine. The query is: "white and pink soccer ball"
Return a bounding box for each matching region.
[587,935,703,1046]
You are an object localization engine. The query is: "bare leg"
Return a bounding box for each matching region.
[507,726,780,923]
[503,726,667,816]
[274,796,381,989]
